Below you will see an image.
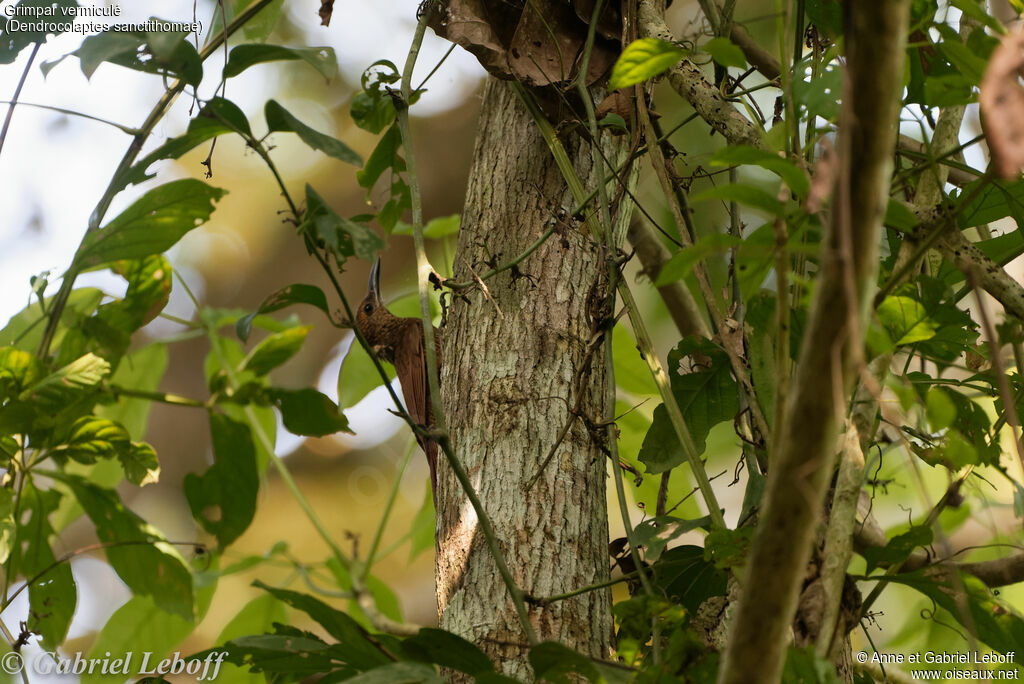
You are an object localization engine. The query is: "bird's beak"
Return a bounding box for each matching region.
[368,258,383,305]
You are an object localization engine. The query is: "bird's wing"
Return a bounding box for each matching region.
[395,321,439,498]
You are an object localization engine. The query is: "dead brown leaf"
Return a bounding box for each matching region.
[318,0,334,26]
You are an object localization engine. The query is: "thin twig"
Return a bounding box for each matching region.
[0,43,39,161]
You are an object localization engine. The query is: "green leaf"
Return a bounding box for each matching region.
[342,663,443,684]
[704,36,746,68]
[0,489,12,565]
[0,288,103,352]
[120,441,160,486]
[81,595,198,684]
[56,474,194,619]
[356,124,405,191]
[613,323,657,395]
[424,214,460,238]
[212,594,288,684]
[75,179,226,269]
[115,98,252,192]
[406,483,435,563]
[956,178,1024,229]
[337,337,395,409]
[783,646,843,684]
[402,628,493,675]
[217,632,336,675]
[268,388,351,436]
[654,545,728,615]
[303,185,386,262]
[236,283,331,342]
[254,582,391,670]
[75,26,202,85]
[528,642,602,683]
[97,343,169,439]
[1,0,79,65]
[351,60,401,134]
[654,233,742,287]
[265,100,361,166]
[709,146,810,198]
[925,387,957,430]
[638,339,739,474]
[9,486,76,647]
[20,353,109,410]
[874,295,938,347]
[241,325,311,376]
[884,199,919,231]
[0,347,44,399]
[792,62,842,119]
[861,526,932,573]
[690,183,785,216]
[185,414,259,548]
[223,44,337,79]
[60,415,130,464]
[608,38,686,90]
[937,40,987,86]
[633,515,712,561]
[704,526,755,570]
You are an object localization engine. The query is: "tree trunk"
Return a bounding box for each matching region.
[437,78,614,678]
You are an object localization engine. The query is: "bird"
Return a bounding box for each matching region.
[355,258,441,501]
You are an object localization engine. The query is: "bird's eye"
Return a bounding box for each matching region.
[363,303,373,314]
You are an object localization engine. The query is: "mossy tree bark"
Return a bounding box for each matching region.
[437,78,615,678]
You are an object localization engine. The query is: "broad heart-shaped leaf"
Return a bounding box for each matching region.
[224,44,337,79]
[703,36,746,68]
[337,335,396,409]
[401,628,494,675]
[709,146,811,198]
[689,183,785,216]
[302,185,386,262]
[74,180,226,269]
[0,0,79,65]
[608,37,685,90]
[114,98,252,193]
[265,100,361,166]
[19,353,109,411]
[654,545,728,615]
[74,25,202,85]
[82,568,217,684]
[54,474,194,619]
[236,283,332,342]
[240,325,311,376]
[184,414,258,548]
[253,582,392,670]
[638,338,740,474]
[267,387,351,437]
[7,485,75,647]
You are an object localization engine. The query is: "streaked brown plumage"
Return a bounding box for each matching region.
[355,259,441,500]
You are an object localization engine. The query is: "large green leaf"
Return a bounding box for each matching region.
[302,185,386,262]
[236,283,331,342]
[703,36,746,69]
[342,663,443,684]
[115,98,252,192]
[401,629,493,676]
[74,26,202,85]
[20,353,109,410]
[0,288,103,352]
[267,388,350,437]
[337,337,395,409]
[8,486,75,647]
[224,44,337,79]
[184,414,259,548]
[690,183,785,216]
[613,324,657,396]
[638,339,740,474]
[265,100,361,165]
[654,545,728,615]
[709,146,810,198]
[75,180,226,269]
[56,475,194,619]
[956,178,1024,229]
[211,594,288,684]
[654,233,742,287]
[0,0,79,65]
[608,38,685,90]
[240,326,310,376]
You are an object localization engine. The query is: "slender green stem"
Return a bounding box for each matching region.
[0,43,39,162]
[0,100,139,135]
[397,7,538,646]
[0,616,29,684]
[362,442,415,574]
[443,224,558,290]
[104,384,208,408]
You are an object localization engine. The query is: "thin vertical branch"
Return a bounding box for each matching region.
[0,43,40,161]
